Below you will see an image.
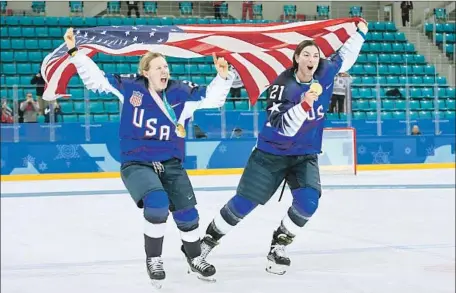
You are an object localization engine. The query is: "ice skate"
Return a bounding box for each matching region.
[181,246,217,283]
[146,256,165,289]
[265,230,294,275]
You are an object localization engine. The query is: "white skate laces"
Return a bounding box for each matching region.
[200,241,213,259]
[147,257,164,272]
[191,256,212,271]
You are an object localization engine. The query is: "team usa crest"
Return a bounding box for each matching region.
[129,91,144,107]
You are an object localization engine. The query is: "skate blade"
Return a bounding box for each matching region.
[187,269,217,283]
[265,260,288,275]
[150,279,164,289]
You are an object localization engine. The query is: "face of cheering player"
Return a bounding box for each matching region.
[294,44,320,83]
[142,56,170,92]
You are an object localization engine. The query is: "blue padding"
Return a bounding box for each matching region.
[291,187,319,217]
[173,207,199,222]
[172,207,199,231]
[227,194,258,218]
[144,190,169,208]
[143,190,169,224]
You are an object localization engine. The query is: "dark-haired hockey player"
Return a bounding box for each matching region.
[199,21,368,275]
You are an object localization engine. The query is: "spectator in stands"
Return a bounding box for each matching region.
[1,99,13,124]
[231,127,243,138]
[31,71,46,115]
[330,72,352,114]
[229,65,243,99]
[401,1,413,27]
[44,100,62,123]
[19,93,40,123]
[242,1,253,20]
[126,1,140,18]
[213,1,222,19]
[193,124,208,139]
[411,125,421,135]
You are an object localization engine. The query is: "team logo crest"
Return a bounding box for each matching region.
[129,91,144,107]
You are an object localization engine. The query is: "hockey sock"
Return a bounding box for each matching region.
[181,238,201,259]
[144,235,165,258]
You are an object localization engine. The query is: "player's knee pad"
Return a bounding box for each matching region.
[210,194,257,238]
[221,194,258,226]
[143,190,169,224]
[172,207,199,232]
[173,207,200,243]
[291,187,319,217]
[280,188,319,236]
[289,187,319,225]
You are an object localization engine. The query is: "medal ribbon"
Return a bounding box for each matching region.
[162,91,178,125]
[149,89,177,125]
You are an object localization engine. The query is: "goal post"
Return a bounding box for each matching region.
[319,127,357,175]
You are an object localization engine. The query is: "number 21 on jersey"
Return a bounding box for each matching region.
[269,85,285,100]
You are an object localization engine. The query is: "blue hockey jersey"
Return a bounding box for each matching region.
[69,51,234,163]
[256,31,366,156]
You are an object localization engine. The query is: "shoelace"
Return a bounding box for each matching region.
[270,244,287,258]
[152,162,164,174]
[200,241,213,259]
[192,256,212,271]
[147,257,164,272]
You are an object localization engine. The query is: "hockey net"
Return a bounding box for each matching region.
[319,127,357,175]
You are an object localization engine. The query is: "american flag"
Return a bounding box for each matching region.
[41,17,364,105]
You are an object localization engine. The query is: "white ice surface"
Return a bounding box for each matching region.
[1,169,455,293]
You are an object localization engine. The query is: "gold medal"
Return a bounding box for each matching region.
[310,82,323,96]
[176,124,186,138]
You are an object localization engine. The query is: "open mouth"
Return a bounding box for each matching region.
[307,66,314,70]
[160,77,168,84]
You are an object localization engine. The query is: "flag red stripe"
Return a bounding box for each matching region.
[46,54,70,82]
[240,53,278,84]
[168,39,223,56]
[313,36,334,57]
[223,54,260,104]
[209,32,294,50]
[334,27,351,43]
[266,50,293,69]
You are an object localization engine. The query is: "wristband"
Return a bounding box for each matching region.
[67,47,78,57]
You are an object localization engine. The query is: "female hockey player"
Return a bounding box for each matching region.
[199,21,368,275]
[62,27,234,287]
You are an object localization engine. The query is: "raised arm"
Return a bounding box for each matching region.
[64,28,125,102]
[328,21,368,74]
[197,54,234,109]
[176,54,234,123]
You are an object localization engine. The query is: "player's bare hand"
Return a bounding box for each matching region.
[64,28,76,50]
[357,19,368,34]
[213,52,229,79]
[302,90,319,107]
